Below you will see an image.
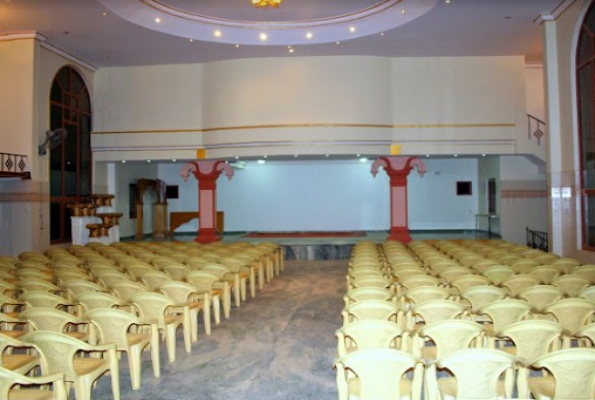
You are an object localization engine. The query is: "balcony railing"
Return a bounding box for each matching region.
[527,114,546,146]
[526,226,548,252]
[0,153,30,179]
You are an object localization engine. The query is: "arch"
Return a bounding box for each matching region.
[49,66,92,243]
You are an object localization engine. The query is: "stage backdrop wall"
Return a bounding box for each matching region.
[157,157,479,233]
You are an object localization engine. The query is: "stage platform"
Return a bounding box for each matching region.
[163,230,497,260]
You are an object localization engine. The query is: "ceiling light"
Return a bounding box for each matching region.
[401,9,406,14]
[306,32,313,39]
[288,48,294,53]
[251,0,282,8]
[259,32,268,41]
[336,41,341,45]
[263,155,268,158]
[356,154,361,157]
[121,160,126,163]
[446,0,451,3]
[426,154,430,158]
[154,17,161,23]
[257,160,266,164]
[172,159,177,162]
[235,44,240,48]
[102,12,108,17]
[380,32,385,36]
[454,154,458,157]
[325,154,329,157]
[213,30,222,38]
[147,160,152,163]
[294,154,298,158]
[349,26,356,33]
[359,157,369,163]
[235,156,240,160]
[482,154,486,157]
[188,38,194,42]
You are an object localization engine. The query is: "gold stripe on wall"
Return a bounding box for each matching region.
[0,192,49,203]
[92,122,515,135]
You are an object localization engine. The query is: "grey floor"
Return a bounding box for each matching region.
[93,260,346,400]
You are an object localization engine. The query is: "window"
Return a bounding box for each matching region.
[49,66,92,243]
[578,2,595,249]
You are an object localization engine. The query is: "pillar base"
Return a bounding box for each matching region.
[388,228,412,244]
[195,229,221,244]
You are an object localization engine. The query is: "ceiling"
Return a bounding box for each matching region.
[0,0,567,68]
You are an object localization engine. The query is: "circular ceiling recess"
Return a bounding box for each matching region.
[97,0,441,46]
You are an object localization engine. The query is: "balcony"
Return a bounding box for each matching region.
[0,153,30,179]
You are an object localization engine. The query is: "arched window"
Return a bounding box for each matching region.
[49,66,92,243]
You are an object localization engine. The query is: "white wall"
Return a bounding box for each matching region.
[92,55,528,161]
[156,157,478,234]
[408,158,479,230]
[499,155,547,245]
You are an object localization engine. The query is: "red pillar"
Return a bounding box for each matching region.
[181,160,234,243]
[371,156,426,243]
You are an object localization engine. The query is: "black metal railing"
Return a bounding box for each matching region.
[0,152,30,179]
[526,227,548,252]
[527,114,546,146]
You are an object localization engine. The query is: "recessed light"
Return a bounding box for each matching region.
[189,38,194,42]
[349,26,356,33]
[401,9,406,14]
[259,32,268,41]
[288,48,294,53]
[306,32,313,39]
[147,160,152,163]
[121,160,126,163]
[172,159,177,162]
[213,30,222,38]
[445,0,451,3]
[257,160,266,165]
[336,41,341,45]
[102,12,108,16]
[154,17,161,23]
[235,44,240,48]
[359,158,369,163]
[380,32,385,36]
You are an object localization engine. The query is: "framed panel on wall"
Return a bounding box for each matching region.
[456,181,472,196]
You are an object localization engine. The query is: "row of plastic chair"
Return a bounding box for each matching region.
[336,239,595,399]
[0,240,284,400]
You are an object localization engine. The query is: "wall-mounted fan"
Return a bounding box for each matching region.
[38,128,67,155]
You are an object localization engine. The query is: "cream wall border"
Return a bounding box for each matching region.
[92,122,515,135]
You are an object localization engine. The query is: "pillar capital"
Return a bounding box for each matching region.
[180,160,234,243]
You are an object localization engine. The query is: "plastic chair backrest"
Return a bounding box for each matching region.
[477,298,533,333]
[336,320,409,357]
[517,285,565,311]
[551,274,590,297]
[543,298,595,333]
[433,348,517,400]
[411,299,468,326]
[334,348,423,400]
[530,348,595,400]
[496,319,563,364]
[341,300,402,326]
[460,286,507,312]
[416,320,485,360]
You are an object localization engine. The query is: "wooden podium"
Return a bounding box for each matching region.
[169,211,224,237]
